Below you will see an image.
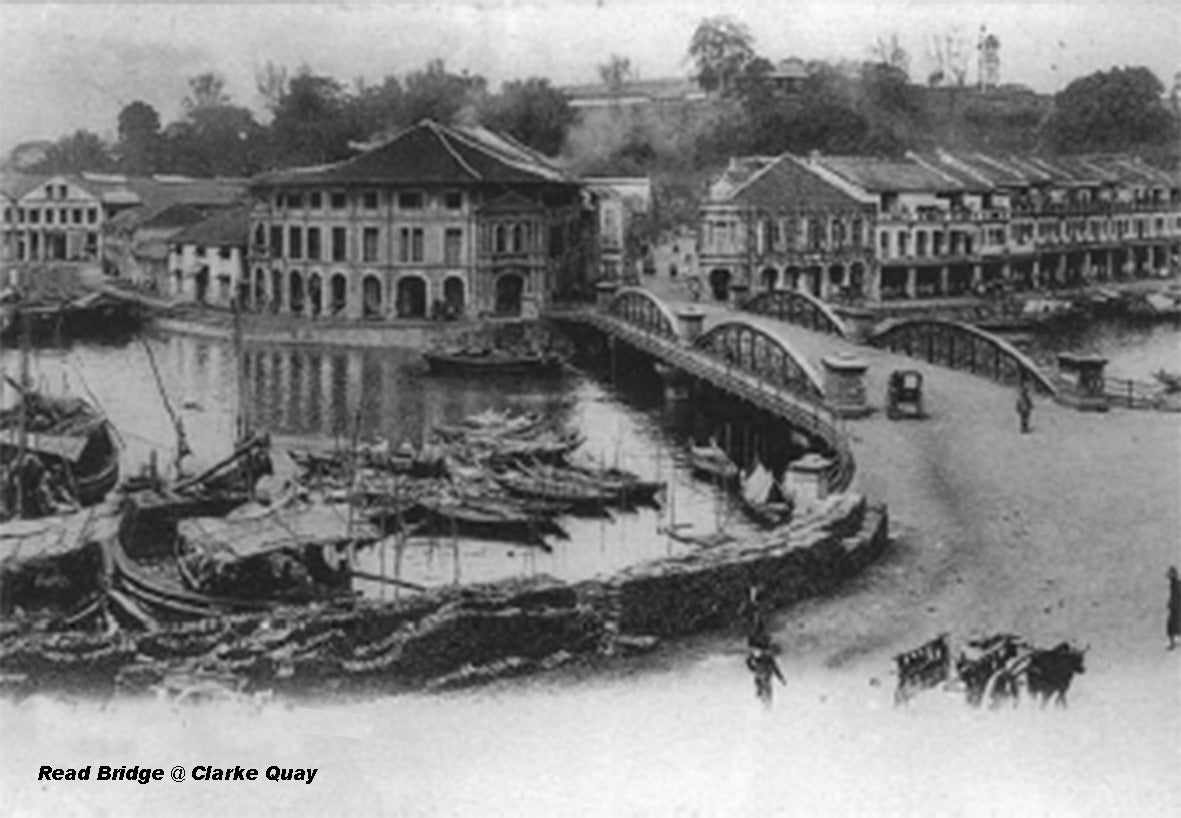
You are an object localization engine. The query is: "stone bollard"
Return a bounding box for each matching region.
[786,453,832,515]
[676,307,705,343]
[595,280,620,309]
[822,353,872,418]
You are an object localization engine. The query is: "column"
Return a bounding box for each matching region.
[971,263,983,292]
[905,266,917,299]
[939,266,950,297]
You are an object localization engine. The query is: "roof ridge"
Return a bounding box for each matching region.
[428,121,484,181]
[726,154,792,200]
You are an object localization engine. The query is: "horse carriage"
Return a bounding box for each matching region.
[895,633,1088,708]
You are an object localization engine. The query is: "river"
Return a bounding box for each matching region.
[2,318,1178,817]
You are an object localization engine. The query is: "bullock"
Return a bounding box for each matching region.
[1025,642,1087,707]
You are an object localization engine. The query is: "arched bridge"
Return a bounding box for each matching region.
[602,286,683,341]
[741,289,848,337]
[693,320,826,402]
[552,287,855,492]
[868,318,1057,396]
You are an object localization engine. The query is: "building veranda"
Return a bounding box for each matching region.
[247,120,597,322]
[698,150,1181,306]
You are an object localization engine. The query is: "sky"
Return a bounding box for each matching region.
[0,0,1178,155]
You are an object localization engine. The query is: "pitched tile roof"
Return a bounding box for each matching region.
[815,155,968,193]
[720,154,868,210]
[170,204,251,247]
[253,120,574,187]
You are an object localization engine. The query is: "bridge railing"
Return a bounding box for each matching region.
[554,307,857,494]
[1102,376,1170,409]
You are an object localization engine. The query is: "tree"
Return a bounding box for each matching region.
[480,78,575,156]
[349,75,405,139]
[688,15,756,95]
[116,101,162,174]
[269,69,357,166]
[183,72,232,113]
[870,33,910,78]
[1047,66,1178,154]
[31,130,115,174]
[926,30,971,87]
[598,54,635,95]
[254,61,289,114]
[400,59,487,125]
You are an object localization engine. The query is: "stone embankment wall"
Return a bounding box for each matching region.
[587,494,888,639]
[0,494,887,696]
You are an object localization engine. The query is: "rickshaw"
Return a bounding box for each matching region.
[887,369,925,419]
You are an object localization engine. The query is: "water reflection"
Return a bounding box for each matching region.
[0,331,759,590]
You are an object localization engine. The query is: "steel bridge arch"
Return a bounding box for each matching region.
[868,318,1057,395]
[604,287,683,341]
[741,289,848,337]
[693,319,827,401]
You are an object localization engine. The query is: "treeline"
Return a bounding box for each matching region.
[12,17,1178,211]
[16,59,576,179]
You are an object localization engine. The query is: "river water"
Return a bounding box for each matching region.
[3,319,1178,817]
[1,317,1175,592]
[0,328,774,592]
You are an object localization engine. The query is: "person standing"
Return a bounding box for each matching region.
[1167,566,1180,650]
[746,648,785,707]
[1016,382,1033,433]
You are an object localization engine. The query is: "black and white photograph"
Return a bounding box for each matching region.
[1,1,1178,815]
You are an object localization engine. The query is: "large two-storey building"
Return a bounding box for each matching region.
[247,121,596,321]
[698,150,1181,304]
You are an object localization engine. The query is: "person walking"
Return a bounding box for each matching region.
[1167,566,1180,650]
[746,648,785,707]
[1016,382,1033,433]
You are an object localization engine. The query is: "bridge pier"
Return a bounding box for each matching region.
[786,453,832,515]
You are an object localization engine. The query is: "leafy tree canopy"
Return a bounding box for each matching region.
[688,15,756,94]
[1047,66,1177,153]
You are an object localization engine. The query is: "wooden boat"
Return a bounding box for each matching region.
[688,439,739,484]
[423,348,565,376]
[493,469,614,513]
[739,462,793,529]
[1153,369,1181,392]
[419,496,560,548]
[1,385,120,517]
[0,291,144,343]
[524,461,665,507]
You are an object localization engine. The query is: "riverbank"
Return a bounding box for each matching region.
[3,280,1178,816]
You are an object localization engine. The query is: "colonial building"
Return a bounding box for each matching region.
[1,171,246,289]
[167,204,251,307]
[698,153,876,301]
[247,120,595,320]
[698,150,1181,304]
[1,174,115,269]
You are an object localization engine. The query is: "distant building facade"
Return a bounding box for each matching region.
[698,150,1181,304]
[247,121,596,321]
[167,204,251,307]
[584,177,652,281]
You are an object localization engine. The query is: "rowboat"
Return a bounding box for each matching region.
[422,348,565,376]
[688,439,739,484]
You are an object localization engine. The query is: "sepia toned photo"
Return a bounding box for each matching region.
[1,2,1178,815]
